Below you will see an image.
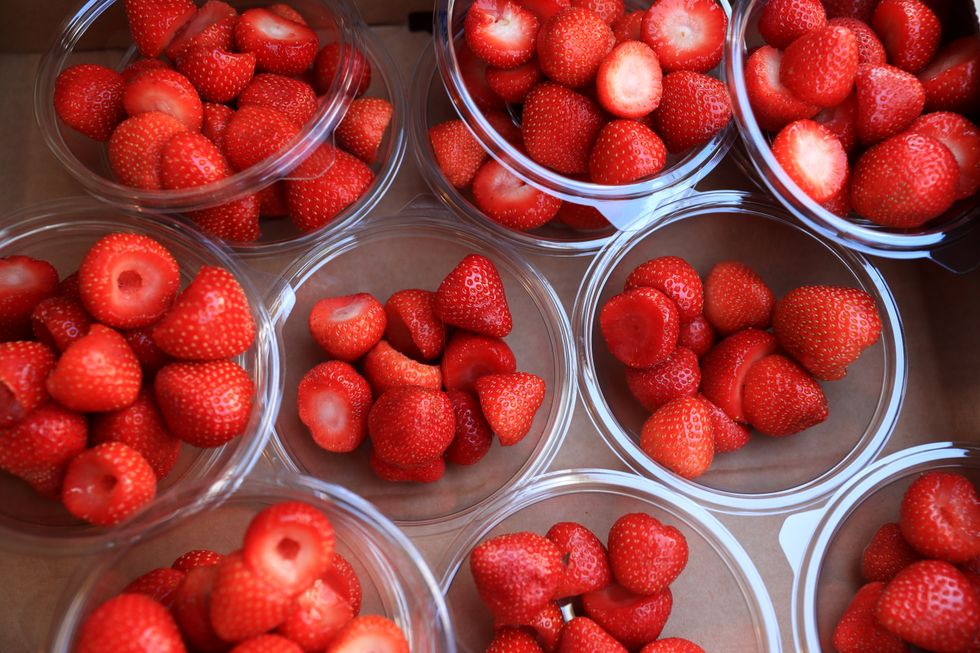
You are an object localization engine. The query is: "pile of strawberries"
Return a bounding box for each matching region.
[599,255,882,479]
[53,0,391,243]
[428,0,733,234]
[74,500,409,652]
[745,0,980,228]
[0,233,256,526]
[296,254,545,482]
[470,513,704,651]
[833,471,980,653]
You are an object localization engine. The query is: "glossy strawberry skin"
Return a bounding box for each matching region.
[428,119,489,189]
[465,0,541,69]
[285,145,375,234]
[626,347,700,413]
[699,328,778,423]
[108,112,189,190]
[536,7,614,88]
[307,293,386,362]
[780,25,859,108]
[61,442,157,526]
[640,395,715,478]
[522,82,605,174]
[625,256,703,324]
[123,567,186,608]
[475,372,546,446]
[900,471,980,563]
[31,296,92,352]
[0,341,56,427]
[154,360,254,447]
[0,402,88,499]
[745,45,820,133]
[209,550,292,642]
[741,354,829,437]
[233,8,319,76]
[0,255,60,341]
[557,617,627,652]
[651,71,732,153]
[91,389,182,480]
[444,390,494,466]
[607,512,688,596]
[919,37,980,114]
[703,261,775,336]
[872,0,941,74]
[334,97,393,164]
[854,64,926,146]
[589,120,667,185]
[47,324,143,413]
[546,521,612,598]
[862,522,921,582]
[435,254,513,338]
[470,531,563,625]
[678,316,714,358]
[759,0,827,49]
[581,583,673,649]
[599,287,681,369]
[75,593,186,653]
[362,340,442,395]
[239,73,318,127]
[832,582,908,653]
[323,615,408,653]
[441,331,517,393]
[54,64,126,141]
[367,386,455,468]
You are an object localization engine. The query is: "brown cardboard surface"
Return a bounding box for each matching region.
[1,11,980,653]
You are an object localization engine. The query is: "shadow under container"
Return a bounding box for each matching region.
[0,199,281,555]
[574,190,906,516]
[34,0,407,257]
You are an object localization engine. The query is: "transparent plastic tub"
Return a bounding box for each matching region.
[780,442,979,652]
[725,0,980,272]
[0,198,281,555]
[574,190,906,516]
[34,0,406,256]
[267,203,576,536]
[438,468,782,652]
[46,472,457,652]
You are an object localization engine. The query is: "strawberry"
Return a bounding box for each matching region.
[772,119,849,203]
[919,36,980,114]
[108,112,188,190]
[522,82,604,173]
[780,25,859,108]
[384,289,445,361]
[900,471,980,563]
[367,386,454,467]
[703,261,774,335]
[160,132,232,191]
[441,331,517,392]
[230,635,303,653]
[165,0,237,61]
[546,521,612,597]
[536,7,614,87]
[557,617,627,652]
[435,254,513,338]
[0,255,59,341]
[75,593,185,653]
[850,132,958,228]
[235,8,318,76]
[123,324,168,374]
[854,64,925,145]
[458,40,507,110]
[369,451,447,483]
[429,119,488,188]
[607,512,688,595]
[472,159,563,230]
[744,45,819,132]
[91,389,181,480]
[699,328,778,423]
[173,549,225,572]
[589,120,667,185]
[210,550,293,641]
[224,105,299,171]
[741,354,828,436]
[600,287,681,369]
[823,182,853,217]
[470,531,563,624]
[324,615,408,653]
[172,565,228,651]
[47,324,142,412]
[298,361,372,453]
[555,203,611,230]
[335,97,392,163]
[518,0,571,20]
[277,575,355,650]
[581,584,672,649]
[53,269,81,299]
[314,43,372,97]
[123,0,196,58]
[823,0,878,21]
[445,390,494,465]
[202,102,234,149]
[612,10,644,42]
[465,0,540,69]
[123,567,186,608]
[258,182,289,218]
[627,258,702,305]
[640,395,714,478]
[154,360,253,447]
[189,195,262,243]
[176,45,257,104]
[651,71,732,152]
[475,372,546,446]
[286,145,375,233]
[828,17,886,65]
[640,0,727,73]
[62,442,157,526]
[640,639,706,653]
[243,501,334,595]
[833,582,908,653]
[772,285,881,380]
[31,296,91,352]
[0,341,56,426]
[123,68,204,130]
[0,403,87,499]
[626,346,700,412]
[528,603,564,651]
[363,340,442,395]
[759,0,826,49]
[595,41,662,119]
[700,394,751,453]
[486,59,544,103]
[54,64,126,141]
[268,4,307,24]
[678,315,714,357]
[574,0,624,23]
[307,292,385,361]
[813,93,858,152]
[121,58,173,83]
[488,629,544,653]
[876,560,980,652]
[862,522,921,582]
[910,111,980,199]
[872,0,941,74]
[239,73,318,127]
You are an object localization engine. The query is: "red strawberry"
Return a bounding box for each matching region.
[436,254,513,338]
[640,395,714,478]
[589,120,667,185]
[75,593,185,653]
[465,0,540,69]
[230,635,303,653]
[243,501,334,595]
[854,64,925,145]
[780,25,859,108]
[700,328,779,423]
[458,40,506,109]
[910,111,980,199]
[31,296,91,352]
[160,131,232,190]
[165,0,237,61]
[823,0,878,20]
[744,45,819,132]
[518,0,571,20]
[202,102,234,149]
[475,372,546,446]
[470,531,563,624]
[582,584,672,649]
[154,360,253,447]
[91,389,181,480]
[383,289,445,361]
[772,119,849,203]
[822,181,853,217]
[862,522,921,582]
[919,36,980,114]
[0,341,56,427]
[600,287,680,369]
[235,8,318,76]
[123,0,196,58]
[172,565,227,651]
[122,58,173,83]
[363,340,442,395]
[876,560,980,653]
[209,550,293,641]
[108,112,188,190]
[640,0,727,73]
[307,292,385,361]
[703,261,774,335]
[526,605,564,652]
[314,43,372,97]
[224,105,299,171]
[651,71,732,152]
[595,41,662,119]
[441,331,517,392]
[626,346,700,412]
[0,403,87,498]
[486,59,544,103]
[173,549,225,572]
[47,324,142,412]
[239,73,318,127]
[832,582,908,653]
[62,442,156,526]
[772,285,882,380]
[335,97,392,163]
[558,617,627,652]
[189,195,262,243]
[54,64,126,141]
[324,615,408,653]
[536,7,614,87]
[445,390,494,465]
[612,10,644,42]
[573,0,624,23]
[640,639,706,653]
[678,315,714,357]
[277,575,355,650]
[369,451,446,483]
[828,18,886,65]
[367,386,454,467]
[285,145,375,233]
[872,0,941,74]
[123,68,203,130]
[297,361,371,454]
[523,82,604,173]
[900,471,980,563]
[760,0,826,49]
[608,512,688,595]
[124,567,186,608]
[546,521,612,597]
[176,45,256,104]
[472,159,563,230]
[267,4,307,24]
[555,202,611,231]
[0,255,59,341]
[488,628,544,653]
[742,354,828,436]
[429,119,488,188]
[700,394,751,453]
[813,93,858,152]
[258,182,290,218]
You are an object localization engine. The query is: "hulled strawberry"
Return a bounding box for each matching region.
[780,25,859,108]
[54,64,126,141]
[871,0,941,74]
[626,346,700,412]
[165,0,238,62]
[314,43,372,97]
[861,522,921,582]
[832,582,907,653]
[678,315,714,358]
[234,8,318,76]
[369,452,446,483]
[441,331,517,392]
[122,68,204,131]
[175,45,256,104]
[123,567,186,608]
[285,145,375,233]
[429,119,489,189]
[640,395,714,478]
[383,289,446,361]
[0,255,59,341]
[223,105,299,171]
[700,394,751,453]
[323,615,408,653]
[546,521,612,598]
[308,292,386,362]
[899,471,980,563]
[828,17,886,65]
[172,548,224,573]
[472,160,563,230]
[919,36,980,114]
[600,287,680,369]
[172,565,227,651]
[699,328,778,423]
[238,73,318,127]
[335,97,393,164]
[31,296,92,352]
[465,0,541,69]
[558,617,626,652]
[474,371,546,446]
[0,402,88,499]
[854,63,926,145]
[595,40,662,119]
[367,386,454,468]
[470,531,562,624]
[625,256,702,324]
[209,550,293,641]
[108,112,189,190]
[486,59,544,104]
[297,361,372,453]
[154,360,254,447]
[123,0,196,58]
[581,584,672,649]
[772,119,849,203]
[243,501,335,595]
[607,512,688,595]
[445,390,494,465]
[745,46,819,132]
[640,0,727,73]
[277,576,354,650]
[488,628,545,653]
[0,341,56,427]
[759,0,826,49]
[741,354,828,436]
[910,111,980,200]
[61,442,157,526]
[362,340,442,395]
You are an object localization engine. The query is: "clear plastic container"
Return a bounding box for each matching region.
[438,468,782,652]
[0,198,282,555]
[267,203,576,536]
[573,190,907,515]
[34,0,407,257]
[46,472,457,652]
[725,0,980,272]
[779,442,979,652]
